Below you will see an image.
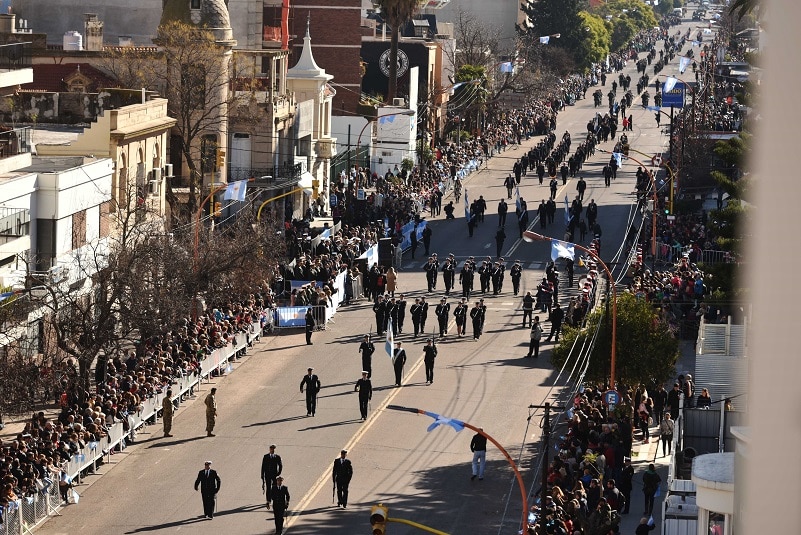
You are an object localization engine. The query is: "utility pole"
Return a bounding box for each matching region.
[529,402,564,534]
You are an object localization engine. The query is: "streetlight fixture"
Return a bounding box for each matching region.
[521,231,619,391]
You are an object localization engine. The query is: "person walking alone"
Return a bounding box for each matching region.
[332,450,353,508]
[299,367,321,417]
[470,428,487,480]
[261,444,283,509]
[642,463,661,516]
[659,413,675,457]
[392,342,406,387]
[270,476,290,534]
[162,389,174,437]
[358,335,375,378]
[204,388,217,437]
[354,371,372,421]
[423,338,438,385]
[194,460,221,519]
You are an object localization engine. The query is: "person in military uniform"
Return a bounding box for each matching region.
[423,338,438,385]
[305,308,315,345]
[270,476,290,534]
[162,389,174,437]
[491,262,503,295]
[419,296,429,331]
[459,260,474,299]
[386,297,398,335]
[435,298,450,338]
[261,444,283,509]
[453,298,468,337]
[204,388,217,437]
[479,261,491,294]
[332,450,353,508]
[358,335,375,378]
[510,260,523,296]
[410,298,423,338]
[424,256,438,292]
[373,295,387,335]
[396,294,407,333]
[299,367,321,417]
[354,371,372,420]
[392,342,407,386]
[470,302,483,340]
[442,257,455,296]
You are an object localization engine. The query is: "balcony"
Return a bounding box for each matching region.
[231,163,303,190]
[0,207,31,260]
[0,41,33,90]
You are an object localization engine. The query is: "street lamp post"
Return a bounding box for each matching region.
[355,109,416,189]
[521,231,619,390]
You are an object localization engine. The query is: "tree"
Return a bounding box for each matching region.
[610,16,639,52]
[551,293,679,386]
[593,0,658,31]
[576,11,611,68]
[447,8,500,73]
[518,0,587,69]
[374,0,425,103]
[101,21,238,223]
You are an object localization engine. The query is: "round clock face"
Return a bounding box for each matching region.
[379,48,409,78]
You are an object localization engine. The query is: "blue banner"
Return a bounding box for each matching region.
[275,306,309,327]
[661,81,685,107]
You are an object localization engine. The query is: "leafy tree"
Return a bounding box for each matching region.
[610,16,639,51]
[373,0,425,103]
[518,0,588,69]
[551,292,679,386]
[577,11,611,68]
[595,0,658,31]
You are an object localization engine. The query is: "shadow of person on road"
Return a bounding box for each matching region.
[125,504,264,533]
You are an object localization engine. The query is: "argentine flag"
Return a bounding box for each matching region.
[223,180,248,202]
[386,318,394,359]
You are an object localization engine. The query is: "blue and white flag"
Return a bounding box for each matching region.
[499,62,514,73]
[386,319,394,359]
[612,152,624,168]
[223,179,248,202]
[679,56,692,74]
[515,186,522,212]
[464,188,470,219]
[664,76,679,93]
[646,105,662,112]
[539,36,550,45]
[551,240,575,261]
[421,410,465,432]
[564,195,571,225]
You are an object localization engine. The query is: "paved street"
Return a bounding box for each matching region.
[32,17,705,535]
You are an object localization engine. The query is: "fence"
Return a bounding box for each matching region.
[651,242,736,265]
[0,322,262,534]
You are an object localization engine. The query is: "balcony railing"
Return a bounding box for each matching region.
[0,126,32,159]
[0,41,31,71]
[0,206,30,245]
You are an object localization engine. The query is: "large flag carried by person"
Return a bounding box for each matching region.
[564,195,571,225]
[464,188,470,219]
[551,240,575,261]
[386,319,394,359]
[223,180,248,202]
[515,186,522,212]
[612,152,624,168]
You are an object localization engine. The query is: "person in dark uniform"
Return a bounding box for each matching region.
[299,368,321,417]
[396,294,407,333]
[576,176,587,202]
[354,371,372,420]
[546,303,565,342]
[495,227,506,258]
[422,225,432,256]
[470,302,483,340]
[460,261,474,299]
[392,342,406,386]
[419,296,429,332]
[373,295,386,335]
[424,257,438,292]
[619,457,634,515]
[305,308,315,345]
[358,335,375,378]
[332,450,353,508]
[410,298,423,338]
[194,460,221,519]
[538,199,548,229]
[261,445,282,509]
[423,338,438,385]
[510,260,523,296]
[435,298,450,338]
[270,476,290,534]
[442,258,455,296]
[491,262,503,295]
[453,298,468,336]
[386,297,398,336]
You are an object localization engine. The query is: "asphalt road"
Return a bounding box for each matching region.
[35,17,706,535]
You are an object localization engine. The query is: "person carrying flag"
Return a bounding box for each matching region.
[392,341,406,387]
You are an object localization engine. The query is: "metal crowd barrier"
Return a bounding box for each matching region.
[1,479,61,535]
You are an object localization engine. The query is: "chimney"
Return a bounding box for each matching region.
[0,13,16,34]
[84,13,103,52]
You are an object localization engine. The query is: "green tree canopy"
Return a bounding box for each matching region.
[551,292,679,386]
[577,11,611,68]
[610,16,639,51]
[518,0,587,68]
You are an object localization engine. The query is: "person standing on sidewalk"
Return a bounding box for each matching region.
[299,367,321,417]
[354,371,372,421]
[642,463,662,516]
[470,428,487,480]
[161,389,174,437]
[653,384,667,425]
[332,450,353,508]
[204,388,217,437]
[659,413,675,457]
[619,457,634,515]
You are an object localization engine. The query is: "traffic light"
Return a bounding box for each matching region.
[216,149,226,169]
[212,201,222,217]
[370,504,388,535]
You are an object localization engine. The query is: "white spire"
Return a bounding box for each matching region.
[287,14,331,81]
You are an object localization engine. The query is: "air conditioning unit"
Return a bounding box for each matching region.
[392,98,405,106]
[149,179,160,195]
[152,168,162,182]
[164,163,173,178]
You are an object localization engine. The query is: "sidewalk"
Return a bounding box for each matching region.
[618,338,696,533]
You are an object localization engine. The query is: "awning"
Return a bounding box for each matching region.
[299,171,315,195]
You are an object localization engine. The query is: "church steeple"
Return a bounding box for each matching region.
[286,14,331,81]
